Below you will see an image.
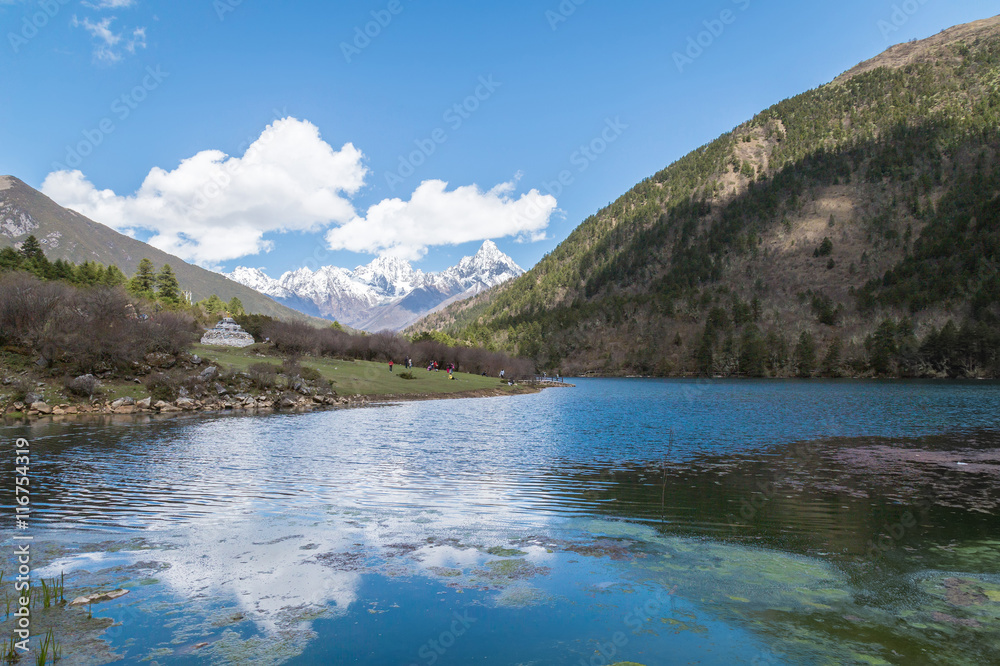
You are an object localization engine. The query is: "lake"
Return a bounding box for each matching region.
[2,379,1000,665]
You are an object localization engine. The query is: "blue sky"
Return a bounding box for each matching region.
[1,0,996,276]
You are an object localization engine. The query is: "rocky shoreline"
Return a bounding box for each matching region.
[6,390,366,419]
[4,386,551,421]
[2,379,551,423]
[1,347,563,423]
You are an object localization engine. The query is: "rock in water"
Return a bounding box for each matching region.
[200,317,255,348]
[69,589,129,605]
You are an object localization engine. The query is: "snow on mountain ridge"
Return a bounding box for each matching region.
[226,241,524,330]
[226,267,291,299]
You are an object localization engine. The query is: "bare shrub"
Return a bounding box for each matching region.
[0,275,199,374]
[248,362,280,390]
[0,272,70,350]
[145,373,179,402]
[281,356,302,376]
[369,330,408,362]
[5,377,33,402]
[144,310,198,355]
[263,321,318,355]
[222,308,535,378]
[60,286,144,372]
[299,366,321,381]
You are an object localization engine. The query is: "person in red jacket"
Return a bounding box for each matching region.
[389,360,394,372]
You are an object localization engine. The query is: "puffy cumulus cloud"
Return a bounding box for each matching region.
[326,179,558,260]
[42,118,367,267]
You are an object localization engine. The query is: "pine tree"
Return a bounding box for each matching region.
[866,319,899,376]
[51,259,76,281]
[227,297,245,316]
[795,331,817,378]
[76,261,101,286]
[821,336,843,377]
[18,235,43,261]
[103,265,127,287]
[17,235,51,278]
[739,326,767,377]
[0,247,22,271]
[156,264,181,304]
[129,258,157,297]
[695,327,715,375]
[202,294,225,315]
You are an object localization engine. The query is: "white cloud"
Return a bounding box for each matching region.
[42,118,368,267]
[326,179,558,260]
[72,14,146,63]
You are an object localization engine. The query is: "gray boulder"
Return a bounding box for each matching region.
[145,353,177,369]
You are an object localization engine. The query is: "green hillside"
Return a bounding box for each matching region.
[0,175,323,324]
[414,15,1000,378]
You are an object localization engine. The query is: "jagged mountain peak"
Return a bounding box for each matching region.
[227,241,525,331]
[476,239,501,256]
[354,254,419,285]
[449,241,523,283]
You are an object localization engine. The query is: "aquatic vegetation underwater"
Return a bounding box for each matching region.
[4,517,996,665]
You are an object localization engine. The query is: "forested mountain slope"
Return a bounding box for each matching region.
[414,16,1000,378]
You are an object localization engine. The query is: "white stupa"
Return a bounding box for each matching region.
[200,317,255,348]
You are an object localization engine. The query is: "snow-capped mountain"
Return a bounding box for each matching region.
[227,241,524,331]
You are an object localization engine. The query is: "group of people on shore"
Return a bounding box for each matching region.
[386,358,511,384]
[388,357,414,372]
[387,358,456,380]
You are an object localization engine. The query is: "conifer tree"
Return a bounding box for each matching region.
[18,235,43,261]
[156,264,181,304]
[227,297,245,316]
[795,331,817,378]
[821,336,843,378]
[103,265,127,287]
[129,258,157,297]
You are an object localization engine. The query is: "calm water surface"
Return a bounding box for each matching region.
[2,379,999,665]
